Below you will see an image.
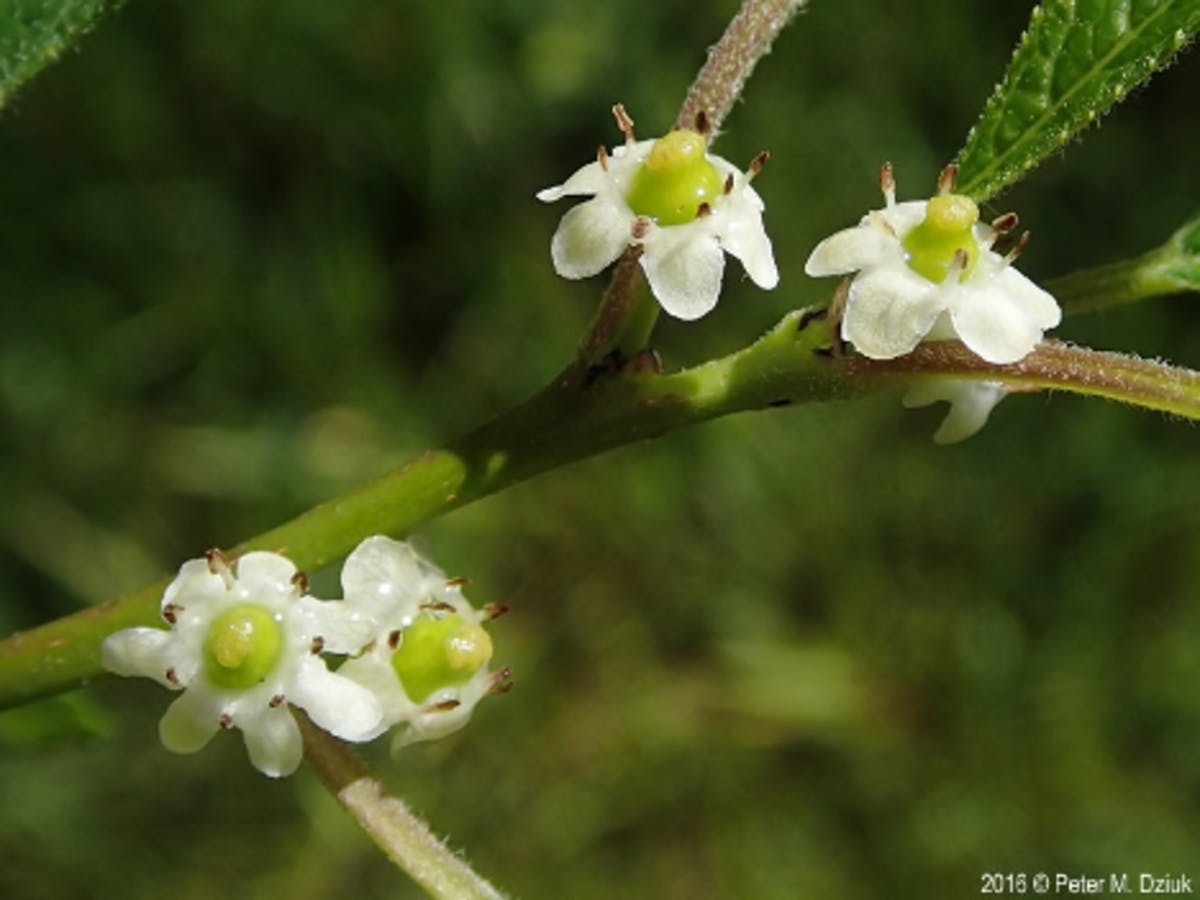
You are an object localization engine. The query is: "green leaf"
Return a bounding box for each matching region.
[956,0,1200,201]
[1047,207,1200,314]
[0,0,124,111]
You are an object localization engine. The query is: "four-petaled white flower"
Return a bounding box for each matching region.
[805,163,1061,364]
[102,550,383,777]
[902,378,1008,445]
[338,536,506,753]
[537,105,778,321]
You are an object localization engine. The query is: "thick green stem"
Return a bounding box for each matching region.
[299,715,504,900]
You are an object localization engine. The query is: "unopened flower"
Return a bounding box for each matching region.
[902,378,1008,444]
[805,163,1060,363]
[102,550,382,777]
[537,105,778,321]
[338,536,509,752]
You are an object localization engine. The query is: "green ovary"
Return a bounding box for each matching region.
[202,604,283,690]
[625,130,723,226]
[901,194,981,282]
[391,614,493,703]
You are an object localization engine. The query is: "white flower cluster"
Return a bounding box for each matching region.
[102,537,507,777]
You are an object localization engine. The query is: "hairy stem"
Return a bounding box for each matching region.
[299,715,504,900]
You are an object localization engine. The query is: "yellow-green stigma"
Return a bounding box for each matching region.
[391,614,493,703]
[901,194,981,282]
[202,604,283,690]
[625,130,723,226]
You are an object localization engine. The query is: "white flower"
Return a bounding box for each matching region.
[902,378,1008,444]
[102,550,383,778]
[537,106,778,321]
[338,536,506,752]
[805,164,1060,364]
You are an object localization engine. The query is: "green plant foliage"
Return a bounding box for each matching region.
[0,0,123,110]
[956,0,1200,201]
[1159,208,1200,285]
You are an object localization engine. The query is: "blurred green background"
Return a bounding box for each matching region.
[2,1,1199,897]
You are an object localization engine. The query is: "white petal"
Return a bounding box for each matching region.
[718,187,778,289]
[903,379,1007,444]
[102,627,176,684]
[841,266,946,359]
[949,279,1046,364]
[288,655,383,742]
[877,200,928,237]
[550,197,632,279]
[295,596,376,655]
[992,265,1062,329]
[159,688,222,754]
[162,558,225,609]
[641,230,725,321]
[342,535,437,622]
[234,551,298,596]
[535,160,606,202]
[241,707,303,778]
[805,225,897,277]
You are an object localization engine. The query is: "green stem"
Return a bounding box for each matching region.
[299,715,504,900]
[7,313,1200,709]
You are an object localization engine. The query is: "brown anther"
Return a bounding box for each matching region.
[1004,230,1031,264]
[420,600,457,613]
[696,202,712,218]
[162,602,182,625]
[487,666,515,696]
[723,172,734,195]
[991,212,1019,234]
[445,576,468,588]
[612,103,635,144]
[165,667,179,686]
[205,548,231,576]
[483,602,510,621]
[218,713,233,729]
[269,694,285,708]
[880,161,896,198]
[387,629,402,649]
[428,699,461,712]
[694,109,710,136]
[630,217,651,240]
[748,150,769,178]
[597,144,609,173]
[310,635,325,655]
[936,163,958,194]
[290,570,309,593]
[950,248,970,273]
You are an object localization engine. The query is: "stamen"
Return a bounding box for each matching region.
[310,635,325,655]
[597,144,609,173]
[1004,231,1031,264]
[427,699,461,712]
[723,172,734,195]
[420,600,457,613]
[218,712,233,729]
[880,161,896,207]
[165,667,179,686]
[290,570,309,596]
[269,694,285,708]
[944,248,970,283]
[162,602,183,625]
[630,217,651,240]
[748,150,769,179]
[445,576,468,588]
[205,548,235,589]
[991,211,1019,234]
[936,163,958,195]
[694,109,710,137]
[487,666,515,696]
[484,602,510,621]
[866,210,897,238]
[387,629,402,649]
[612,103,636,144]
[696,202,712,218]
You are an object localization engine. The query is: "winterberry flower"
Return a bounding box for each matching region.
[805,163,1061,363]
[537,105,778,321]
[902,378,1008,444]
[102,550,382,777]
[338,536,509,752]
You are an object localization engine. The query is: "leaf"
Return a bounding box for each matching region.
[956,0,1200,201]
[0,0,125,111]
